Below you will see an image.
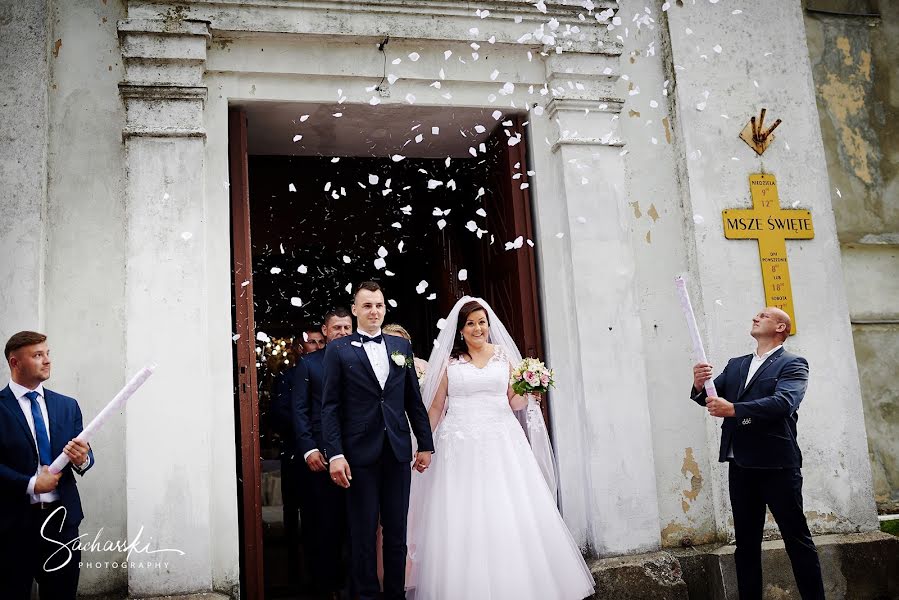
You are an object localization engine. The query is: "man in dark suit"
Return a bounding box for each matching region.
[271,321,328,591]
[289,308,353,599]
[0,331,94,599]
[692,308,825,600]
[322,282,434,600]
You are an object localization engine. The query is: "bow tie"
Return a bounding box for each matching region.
[360,334,383,344]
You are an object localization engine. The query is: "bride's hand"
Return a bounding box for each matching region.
[414,451,432,473]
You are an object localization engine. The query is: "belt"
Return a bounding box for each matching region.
[31,501,62,511]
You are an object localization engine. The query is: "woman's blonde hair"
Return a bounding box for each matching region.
[383,323,411,341]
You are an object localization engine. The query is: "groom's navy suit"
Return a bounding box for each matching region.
[322,332,433,600]
[0,384,95,598]
[691,347,824,600]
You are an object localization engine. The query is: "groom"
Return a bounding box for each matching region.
[322,281,434,600]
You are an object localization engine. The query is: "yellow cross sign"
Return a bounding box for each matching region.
[722,173,814,334]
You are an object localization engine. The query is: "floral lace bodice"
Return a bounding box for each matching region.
[441,345,513,431]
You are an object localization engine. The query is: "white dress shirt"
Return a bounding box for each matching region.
[359,328,389,389]
[745,345,783,387]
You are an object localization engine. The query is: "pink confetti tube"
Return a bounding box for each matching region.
[49,364,156,474]
[674,276,718,398]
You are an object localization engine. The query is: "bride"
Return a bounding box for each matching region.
[406,297,595,599]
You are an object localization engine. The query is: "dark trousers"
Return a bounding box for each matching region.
[729,463,825,600]
[299,464,348,594]
[0,503,81,600]
[346,438,411,600]
[281,456,302,586]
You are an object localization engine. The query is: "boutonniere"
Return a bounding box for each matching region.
[390,350,413,368]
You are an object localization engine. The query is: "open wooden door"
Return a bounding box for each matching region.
[482,116,549,426]
[229,106,265,600]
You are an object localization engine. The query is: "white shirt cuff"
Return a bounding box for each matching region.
[330,454,344,461]
[303,449,320,460]
[27,475,36,496]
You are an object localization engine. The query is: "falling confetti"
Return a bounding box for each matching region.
[270,267,282,274]
[458,269,468,281]
[290,297,303,307]
[289,183,297,192]
[181,232,193,240]
[297,265,308,274]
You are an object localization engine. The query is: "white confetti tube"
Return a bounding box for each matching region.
[49,364,156,474]
[675,276,718,398]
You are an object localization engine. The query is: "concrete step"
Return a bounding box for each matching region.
[588,531,898,600]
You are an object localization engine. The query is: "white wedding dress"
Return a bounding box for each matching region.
[406,346,596,600]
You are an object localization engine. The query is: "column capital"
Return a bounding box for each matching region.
[117,18,210,138]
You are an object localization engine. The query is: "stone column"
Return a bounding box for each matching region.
[664,0,878,535]
[118,18,224,595]
[536,50,662,556]
[0,0,50,354]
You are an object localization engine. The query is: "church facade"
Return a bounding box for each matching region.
[1,0,895,598]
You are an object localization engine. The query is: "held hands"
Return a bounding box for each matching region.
[306,450,328,472]
[414,451,432,473]
[63,438,90,467]
[693,362,713,391]
[706,396,736,418]
[34,465,62,494]
[330,457,352,488]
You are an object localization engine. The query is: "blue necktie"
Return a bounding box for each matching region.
[25,391,52,465]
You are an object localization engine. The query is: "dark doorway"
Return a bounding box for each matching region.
[230,104,546,600]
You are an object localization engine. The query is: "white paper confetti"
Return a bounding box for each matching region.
[293,134,302,142]
[342,255,351,264]
[416,280,429,294]
[270,267,281,274]
[388,299,397,308]
[257,331,270,343]
[181,232,193,240]
[289,183,297,192]
[458,269,468,281]
[291,297,303,307]
[374,257,386,270]
[297,265,307,274]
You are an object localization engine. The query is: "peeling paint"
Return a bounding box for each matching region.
[680,447,703,505]
[53,38,62,58]
[629,109,641,118]
[629,201,642,219]
[647,203,660,222]
[662,117,672,144]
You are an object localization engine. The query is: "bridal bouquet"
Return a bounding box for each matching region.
[510,357,554,395]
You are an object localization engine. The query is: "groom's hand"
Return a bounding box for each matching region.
[306,451,327,472]
[414,451,432,473]
[330,457,352,488]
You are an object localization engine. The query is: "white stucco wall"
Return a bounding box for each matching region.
[662,0,878,536]
[0,0,49,353]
